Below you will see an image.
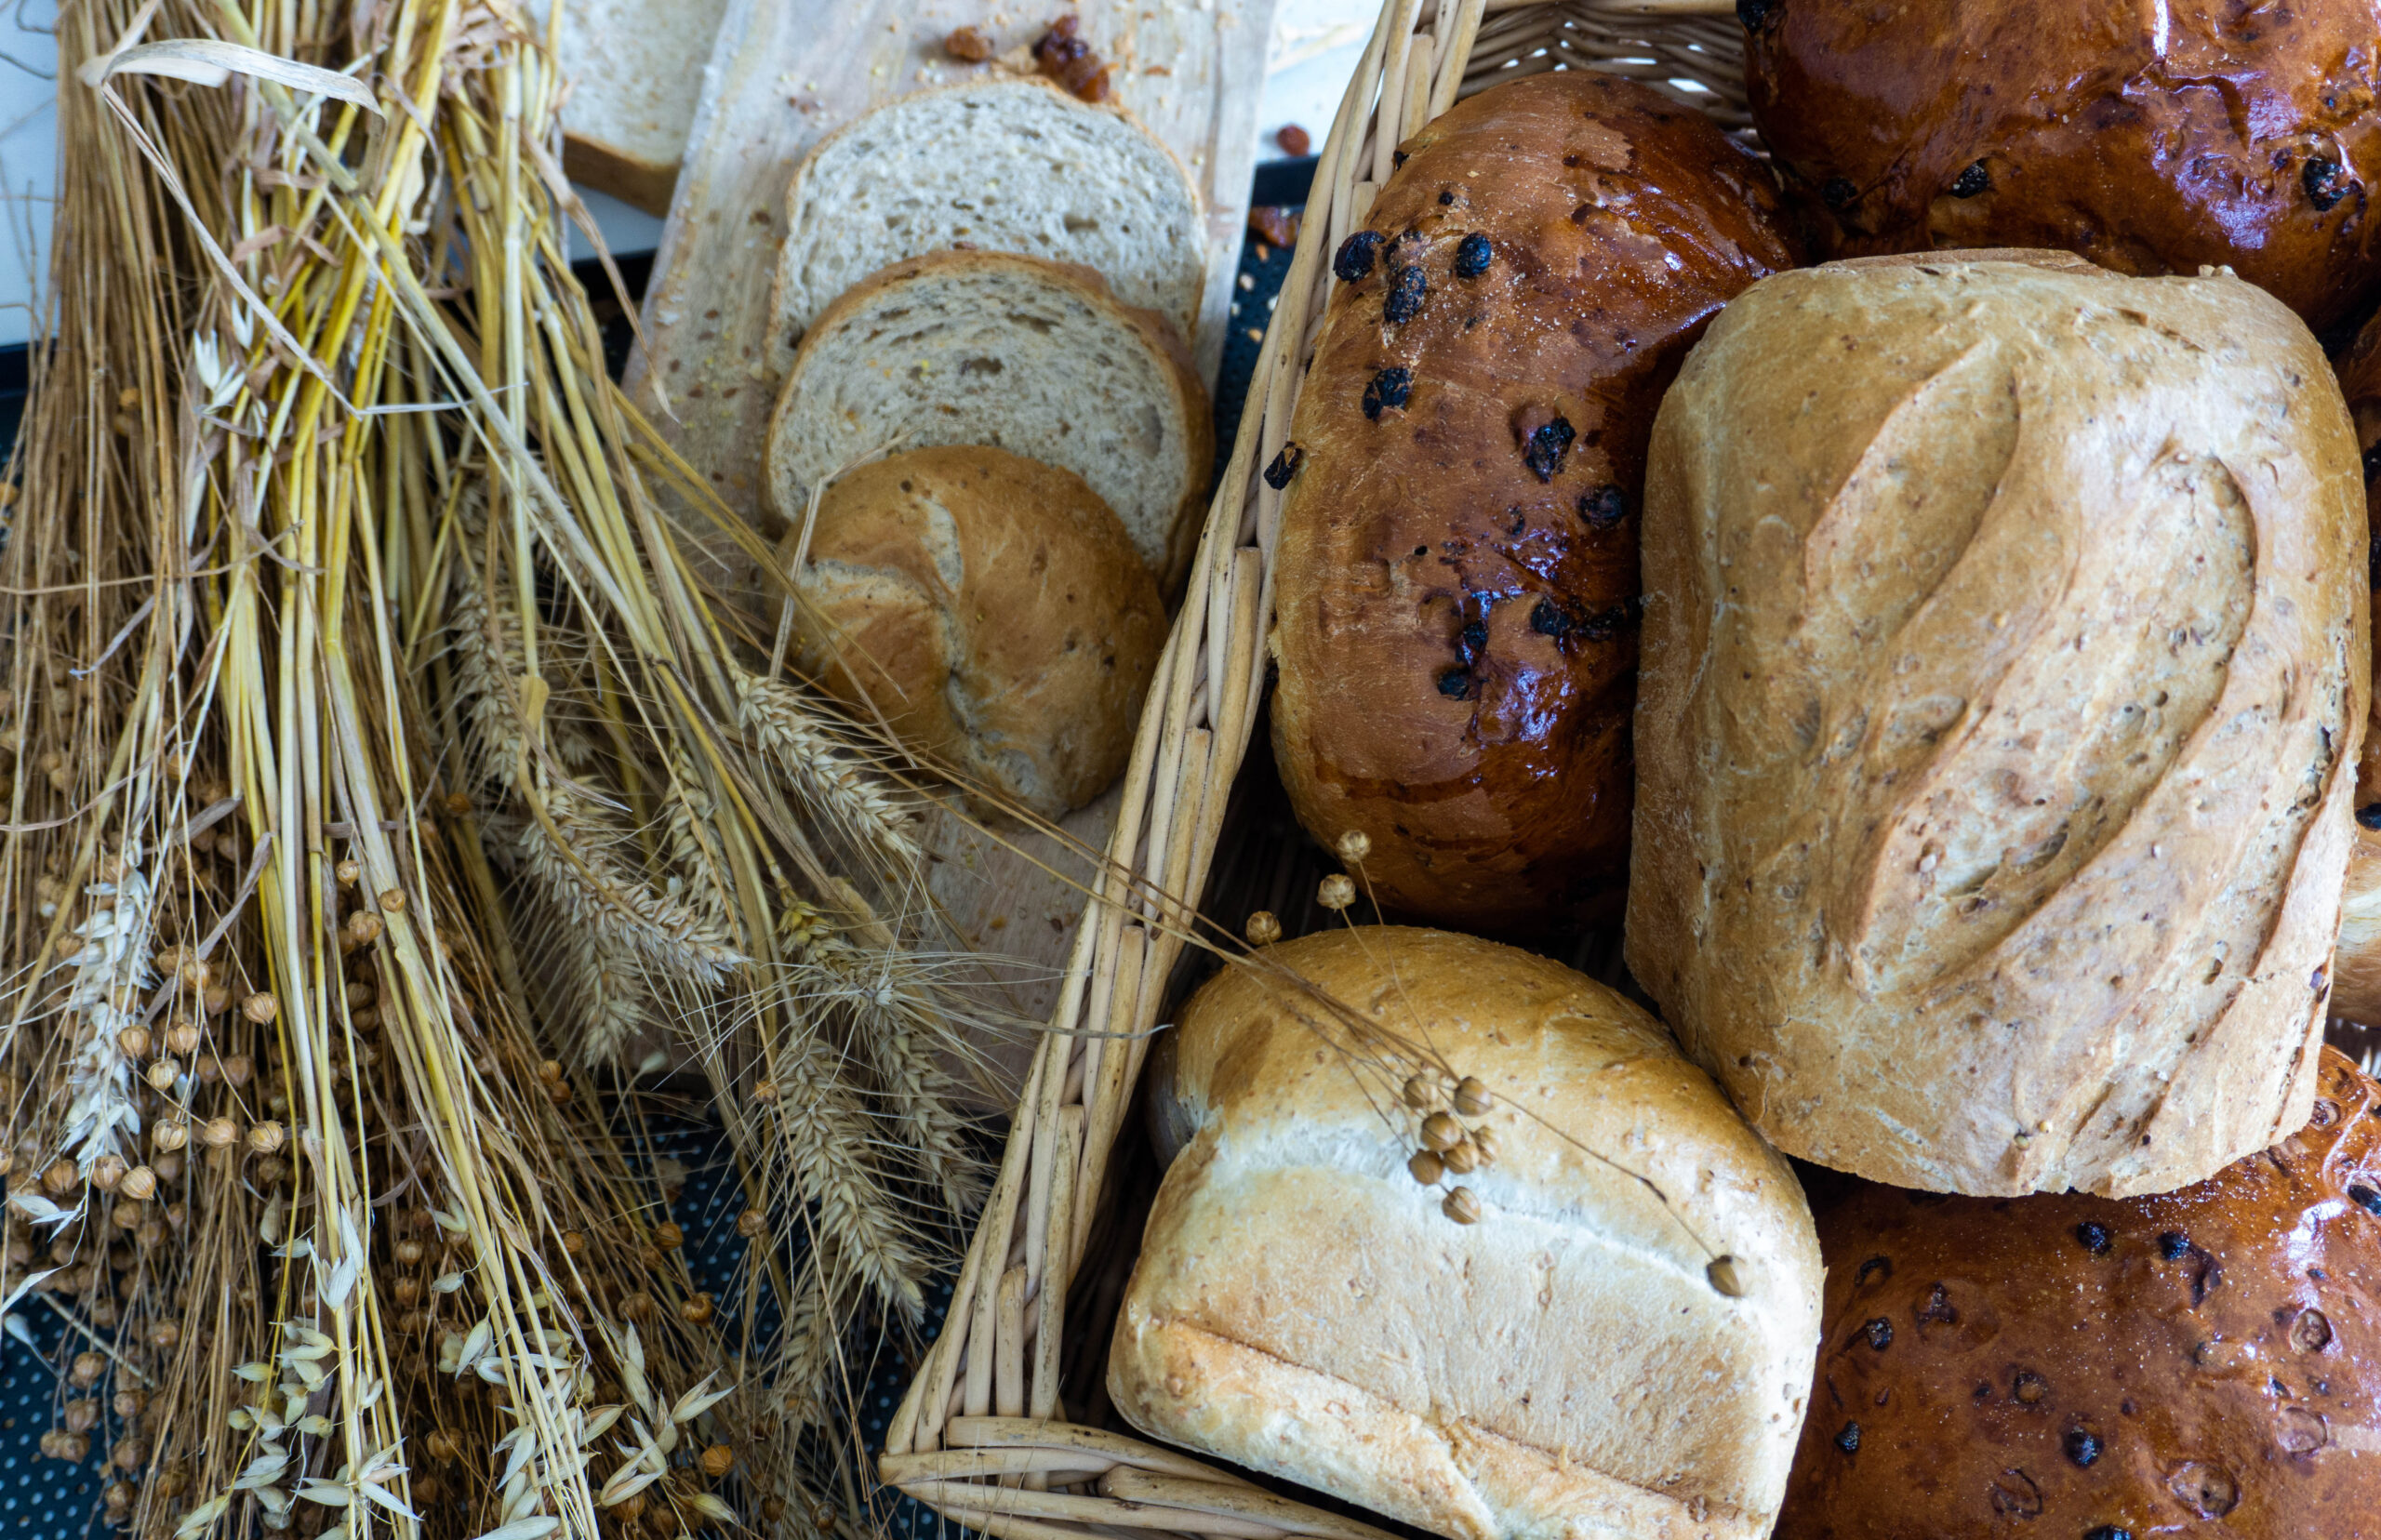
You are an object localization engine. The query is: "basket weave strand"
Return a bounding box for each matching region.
[884,4,1747,1535]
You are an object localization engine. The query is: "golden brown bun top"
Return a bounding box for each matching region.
[788,444,1164,817]
[1743,0,2381,327]
[1270,70,1795,934]
[1778,1046,2381,1538]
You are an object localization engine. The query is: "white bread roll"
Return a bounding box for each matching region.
[1628,250,2368,1199]
[1110,926,1822,1540]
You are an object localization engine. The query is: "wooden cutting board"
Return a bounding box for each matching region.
[622,0,1277,1067]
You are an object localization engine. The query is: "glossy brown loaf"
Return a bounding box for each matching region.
[1741,0,2381,330]
[2332,318,2381,1026]
[1268,72,1794,933]
[1777,1045,2381,1538]
[1628,252,2367,1197]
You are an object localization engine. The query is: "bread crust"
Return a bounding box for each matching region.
[2331,316,2381,1026]
[1109,926,1822,1540]
[1777,1045,2381,1537]
[1628,253,2368,1197]
[1743,0,2381,328]
[562,132,677,219]
[1268,73,1793,934]
[767,248,1214,591]
[786,445,1164,817]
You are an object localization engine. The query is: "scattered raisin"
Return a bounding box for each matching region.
[1523,417,1575,482]
[1529,601,1565,638]
[1737,0,1781,31]
[1856,1255,1893,1288]
[1575,604,1633,642]
[2066,1427,2102,1467]
[1578,485,1629,527]
[1822,177,1861,209]
[1436,669,1470,699]
[1034,15,1112,102]
[1437,189,1456,206]
[1248,206,1300,250]
[2085,1528,2134,1540]
[1453,232,1492,279]
[944,25,993,61]
[2306,155,2353,212]
[1834,1422,1861,1454]
[1262,443,1304,491]
[1863,1318,1894,1350]
[2349,1184,2381,1215]
[2160,1230,2192,1261]
[2076,1221,2111,1255]
[2014,1371,2049,1405]
[1362,367,1412,419]
[1914,1283,1959,1327]
[1335,231,1383,283]
[1277,124,1311,156]
[1458,618,1487,658]
[1385,265,1427,325]
[1949,160,1990,198]
[2361,804,2381,831]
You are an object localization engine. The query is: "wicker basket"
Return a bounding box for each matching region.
[881,5,1749,1535]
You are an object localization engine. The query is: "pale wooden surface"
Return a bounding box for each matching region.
[625,0,1274,1058]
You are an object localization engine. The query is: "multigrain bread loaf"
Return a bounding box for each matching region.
[766,250,1212,587]
[1777,1045,2381,1538]
[537,0,727,214]
[1110,926,1823,1540]
[1268,73,1795,934]
[1628,251,2369,1198]
[1739,0,2381,329]
[769,79,1204,351]
[782,445,1164,818]
[2330,318,2381,1026]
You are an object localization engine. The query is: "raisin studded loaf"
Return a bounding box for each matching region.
[2331,314,2381,1028]
[1740,0,2381,329]
[780,445,1164,819]
[1267,72,1795,933]
[1111,926,1823,1540]
[1629,251,2368,1198]
[1777,1045,2381,1537]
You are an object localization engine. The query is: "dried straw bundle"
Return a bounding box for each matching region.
[0,1,1021,1534]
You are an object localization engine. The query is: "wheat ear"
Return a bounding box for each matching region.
[733,669,923,868]
[768,1015,930,1321]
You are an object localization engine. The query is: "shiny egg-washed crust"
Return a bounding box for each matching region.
[2331,316,2381,1026]
[1268,72,1795,935]
[1741,0,2381,330]
[1111,927,1822,1540]
[1628,252,2367,1198]
[1779,1045,2381,1538]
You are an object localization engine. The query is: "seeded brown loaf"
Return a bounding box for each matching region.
[782,445,1164,819]
[1628,252,2368,1198]
[1111,926,1824,1540]
[1740,0,2381,329]
[1266,72,1795,934]
[1778,1045,2381,1538]
[2330,318,2381,1027]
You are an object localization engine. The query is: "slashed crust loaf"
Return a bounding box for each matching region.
[1739,0,2381,330]
[1267,72,1794,934]
[1110,926,1823,1540]
[2329,315,2381,1026]
[1778,1046,2381,1538]
[783,445,1164,818]
[1627,252,2367,1198]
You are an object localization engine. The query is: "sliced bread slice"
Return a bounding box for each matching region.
[539,0,728,215]
[770,78,1204,351]
[767,250,1214,589]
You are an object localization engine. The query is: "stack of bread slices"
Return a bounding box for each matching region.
[758,78,1216,822]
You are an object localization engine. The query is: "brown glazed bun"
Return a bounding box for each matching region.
[2334,317,2381,1026]
[783,445,1164,819]
[1778,1045,2381,1538]
[1629,253,2367,1198]
[1268,72,1794,933]
[1740,0,2381,330]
